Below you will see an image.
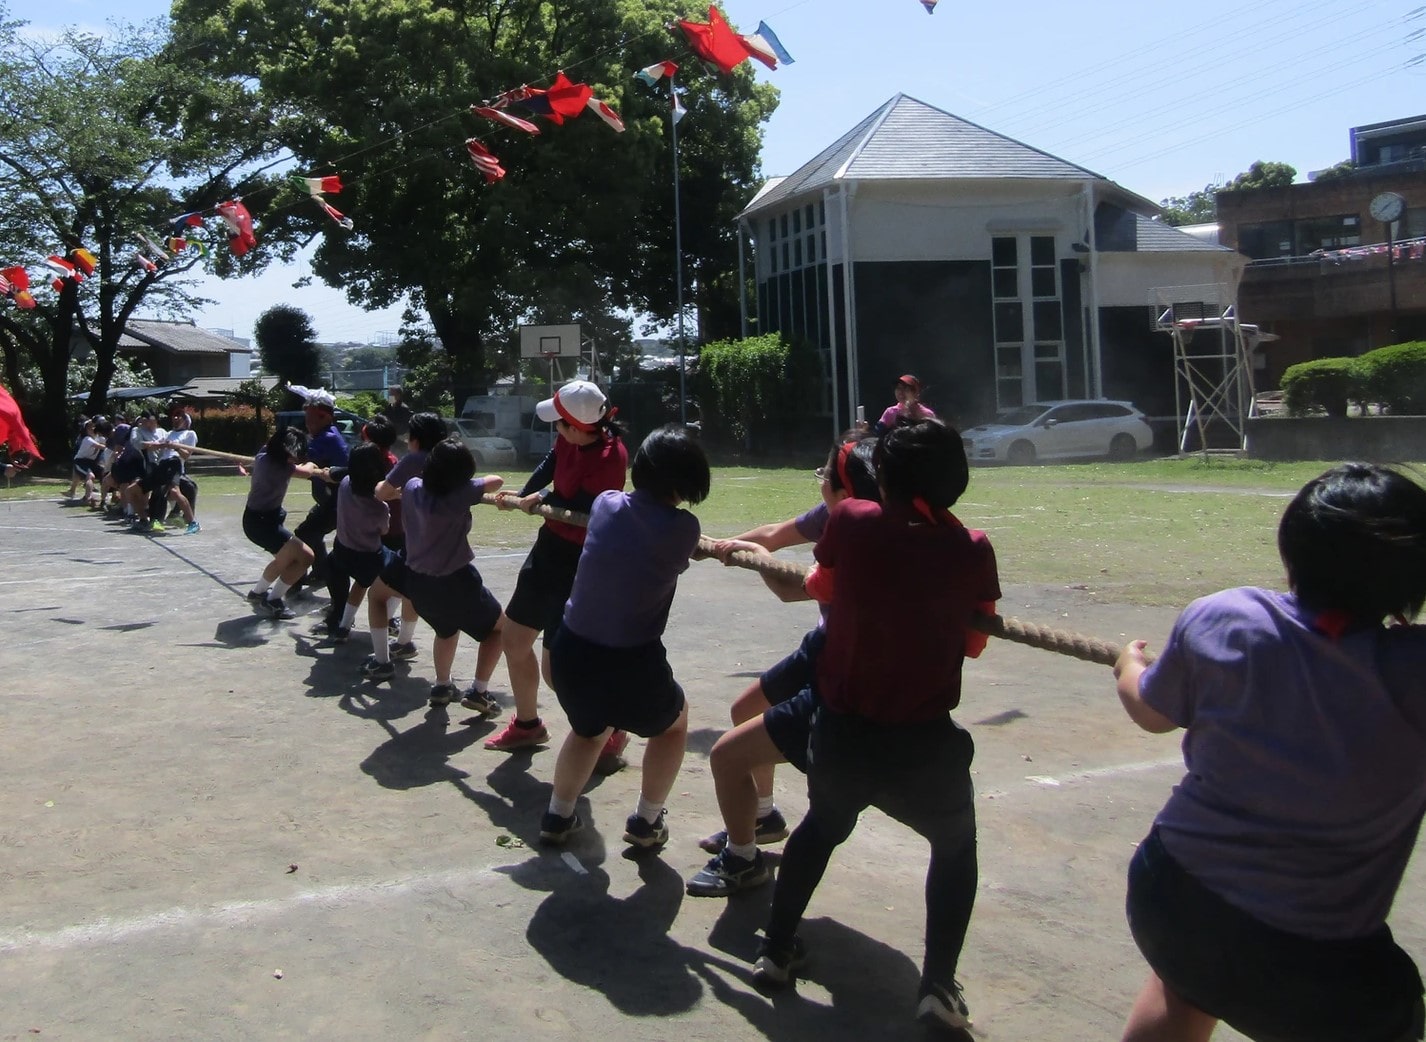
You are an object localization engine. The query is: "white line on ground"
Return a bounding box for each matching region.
[1025,758,1180,788]
[0,571,199,586]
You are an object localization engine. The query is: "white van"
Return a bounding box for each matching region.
[459,395,555,461]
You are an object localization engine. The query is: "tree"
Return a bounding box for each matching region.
[255,304,322,387]
[1221,160,1297,193]
[168,0,777,394]
[1159,161,1299,226]
[0,8,298,458]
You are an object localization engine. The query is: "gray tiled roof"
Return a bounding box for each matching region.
[743,94,1109,216]
[1130,214,1232,253]
[120,319,248,356]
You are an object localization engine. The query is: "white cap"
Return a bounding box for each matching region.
[290,384,336,409]
[535,380,608,431]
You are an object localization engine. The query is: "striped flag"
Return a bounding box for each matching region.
[304,175,344,195]
[671,90,687,125]
[741,21,794,68]
[634,60,678,87]
[472,104,541,135]
[465,139,506,184]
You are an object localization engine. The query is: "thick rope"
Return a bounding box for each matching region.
[481,495,1124,667]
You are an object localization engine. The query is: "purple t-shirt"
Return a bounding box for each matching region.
[562,490,701,648]
[401,476,490,576]
[336,477,390,553]
[877,402,936,430]
[385,450,427,487]
[1142,587,1426,939]
[794,501,829,543]
[245,451,295,512]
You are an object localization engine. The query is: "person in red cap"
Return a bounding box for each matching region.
[488,379,630,770]
[871,374,936,434]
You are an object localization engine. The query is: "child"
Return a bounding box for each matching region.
[71,418,109,507]
[1114,462,1426,1042]
[243,427,332,621]
[871,374,936,434]
[753,420,999,1039]
[314,415,396,638]
[489,379,628,755]
[538,424,710,850]
[390,436,506,709]
[687,435,880,897]
[318,442,391,644]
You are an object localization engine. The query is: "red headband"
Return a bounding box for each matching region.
[553,390,603,433]
[834,440,856,494]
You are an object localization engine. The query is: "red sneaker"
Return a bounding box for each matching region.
[484,719,550,751]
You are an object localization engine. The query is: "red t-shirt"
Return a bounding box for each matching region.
[546,435,628,545]
[813,498,1000,722]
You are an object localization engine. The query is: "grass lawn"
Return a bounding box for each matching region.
[3,455,1356,607]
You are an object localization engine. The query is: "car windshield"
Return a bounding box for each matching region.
[456,419,494,438]
[994,405,1050,426]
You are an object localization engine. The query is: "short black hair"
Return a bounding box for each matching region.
[363,414,397,450]
[631,424,711,506]
[420,435,476,497]
[1278,462,1426,622]
[264,425,308,464]
[874,419,968,510]
[93,418,112,436]
[824,435,880,502]
[347,442,389,498]
[408,412,447,451]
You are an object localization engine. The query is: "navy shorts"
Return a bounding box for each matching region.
[404,565,501,641]
[111,450,146,485]
[1127,828,1425,1042]
[331,540,388,590]
[760,626,826,705]
[549,624,685,740]
[764,687,816,772]
[72,458,101,477]
[377,549,409,595]
[504,526,583,639]
[242,506,291,555]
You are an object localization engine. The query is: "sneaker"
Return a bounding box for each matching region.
[311,618,334,636]
[623,810,669,850]
[699,809,791,854]
[539,811,582,846]
[428,683,459,707]
[359,655,395,681]
[150,520,166,533]
[260,596,296,620]
[752,935,807,987]
[185,521,201,535]
[328,626,351,644]
[917,979,972,1032]
[388,618,401,637]
[245,590,268,605]
[594,729,629,775]
[484,719,552,751]
[389,640,418,661]
[686,848,770,897]
[460,688,503,718]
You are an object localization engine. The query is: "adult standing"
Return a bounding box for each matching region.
[871,374,936,434]
[384,385,412,443]
[290,386,349,586]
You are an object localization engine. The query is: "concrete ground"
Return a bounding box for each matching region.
[3,489,1425,1041]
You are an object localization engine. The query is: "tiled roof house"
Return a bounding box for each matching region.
[738,94,1244,432]
[116,319,253,386]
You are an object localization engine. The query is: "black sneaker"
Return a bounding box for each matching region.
[752,935,807,987]
[539,811,582,846]
[623,810,669,850]
[458,686,501,716]
[428,683,459,707]
[261,596,295,620]
[329,626,351,644]
[245,590,267,605]
[699,808,791,853]
[686,849,770,897]
[311,618,336,636]
[389,640,418,661]
[917,979,972,1031]
[359,655,395,682]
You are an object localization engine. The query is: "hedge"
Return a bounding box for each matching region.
[1280,342,1426,417]
[1280,357,1359,418]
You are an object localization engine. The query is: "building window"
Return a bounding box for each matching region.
[991,234,1064,408]
[1238,221,1293,260]
[1298,214,1360,252]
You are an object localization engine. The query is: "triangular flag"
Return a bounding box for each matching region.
[472,105,541,135]
[634,60,678,87]
[921,0,938,12]
[586,97,626,133]
[0,383,43,460]
[465,139,506,184]
[741,21,794,68]
[671,90,687,125]
[677,6,754,74]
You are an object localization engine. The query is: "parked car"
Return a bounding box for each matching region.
[451,418,519,469]
[961,400,1153,464]
[274,408,368,449]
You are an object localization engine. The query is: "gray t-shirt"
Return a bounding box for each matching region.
[402,475,491,576]
[335,477,390,553]
[1143,587,1426,939]
[245,451,295,512]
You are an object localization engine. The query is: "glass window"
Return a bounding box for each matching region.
[996,345,1023,379]
[1238,221,1293,260]
[805,204,815,229]
[806,235,817,263]
[782,242,790,269]
[992,237,1017,266]
[780,213,789,238]
[792,209,801,234]
[993,269,1018,298]
[994,301,1023,341]
[1031,236,1056,266]
[818,200,826,225]
[794,239,802,267]
[1031,267,1057,297]
[1033,300,1063,340]
[1296,215,1361,253]
[768,217,778,242]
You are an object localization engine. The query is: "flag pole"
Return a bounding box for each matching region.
[671,74,687,428]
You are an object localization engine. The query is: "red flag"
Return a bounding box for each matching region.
[1,266,35,309]
[0,384,43,460]
[545,72,593,120]
[586,97,626,133]
[464,139,506,184]
[472,105,541,135]
[216,200,258,257]
[677,6,754,74]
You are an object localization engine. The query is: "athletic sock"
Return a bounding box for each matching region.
[250,579,272,597]
[369,631,390,662]
[757,795,776,818]
[548,795,577,819]
[386,597,400,619]
[727,840,758,861]
[397,618,418,643]
[515,717,542,729]
[339,603,358,628]
[270,579,292,600]
[468,678,488,694]
[635,796,663,825]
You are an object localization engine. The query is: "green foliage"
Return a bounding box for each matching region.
[1159,184,1219,227]
[228,377,281,422]
[192,405,270,455]
[335,391,384,417]
[1220,160,1297,193]
[1311,160,1355,183]
[255,305,322,386]
[697,334,820,450]
[1280,357,1360,418]
[1355,341,1426,415]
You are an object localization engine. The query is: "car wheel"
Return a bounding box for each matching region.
[1007,440,1036,466]
[1108,433,1137,461]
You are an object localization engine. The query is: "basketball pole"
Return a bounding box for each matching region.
[670,74,687,428]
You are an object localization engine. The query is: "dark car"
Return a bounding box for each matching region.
[274,409,367,449]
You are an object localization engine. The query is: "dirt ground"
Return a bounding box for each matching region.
[4,489,1425,1041]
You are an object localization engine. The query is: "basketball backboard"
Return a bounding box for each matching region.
[519,324,582,359]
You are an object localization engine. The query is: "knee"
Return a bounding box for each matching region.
[731,683,769,724]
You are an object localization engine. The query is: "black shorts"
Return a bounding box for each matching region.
[331,540,387,590]
[504,526,583,638]
[377,550,409,595]
[549,623,685,739]
[1127,828,1425,1042]
[143,457,182,494]
[404,565,501,641]
[760,626,826,705]
[242,506,292,556]
[111,450,146,485]
[72,458,101,477]
[764,686,817,772]
[294,498,338,542]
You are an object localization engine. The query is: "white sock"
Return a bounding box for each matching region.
[757,795,776,818]
[727,840,758,861]
[340,603,358,628]
[548,795,577,818]
[468,677,488,694]
[635,796,663,825]
[250,579,272,596]
[397,618,418,644]
[386,597,400,619]
[270,579,292,600]
[369,630,390,662]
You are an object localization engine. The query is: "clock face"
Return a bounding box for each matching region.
[1370,192,1405,223]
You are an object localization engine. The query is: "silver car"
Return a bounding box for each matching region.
[452,418,519,469]
[961,400,1153,464]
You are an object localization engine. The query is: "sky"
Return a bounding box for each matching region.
[27,0,1423,344]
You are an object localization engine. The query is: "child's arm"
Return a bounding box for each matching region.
[1114,640,1178,734]
[719,517,808,554]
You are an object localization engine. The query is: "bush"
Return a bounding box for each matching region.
[1355,341,1426,415]
[1280,357,1361,418]
[696,334,821,452]
[336,391,384,418]
[192,405,271,455]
